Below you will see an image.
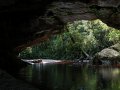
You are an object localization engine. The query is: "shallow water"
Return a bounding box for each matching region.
[18,63,120,90]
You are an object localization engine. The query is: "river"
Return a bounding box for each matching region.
[17,60,120,90]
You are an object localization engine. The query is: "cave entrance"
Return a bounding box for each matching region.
[1,1,120,90]
[17,19,120,90]
[19,19,120,64]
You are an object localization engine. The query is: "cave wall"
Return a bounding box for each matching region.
[0,0,120,72]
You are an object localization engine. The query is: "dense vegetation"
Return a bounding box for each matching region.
[20,20,120,60]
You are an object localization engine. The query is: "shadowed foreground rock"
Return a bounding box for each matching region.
[0,69,39,90]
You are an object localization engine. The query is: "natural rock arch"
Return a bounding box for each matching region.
[0,0,120,72]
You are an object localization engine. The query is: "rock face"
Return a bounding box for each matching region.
[93,43,120,65]
[0,0,120,71]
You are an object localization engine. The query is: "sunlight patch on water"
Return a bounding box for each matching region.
[22,59,61,64]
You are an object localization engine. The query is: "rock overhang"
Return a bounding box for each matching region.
[3,0,118,51]
[0,0,120,66]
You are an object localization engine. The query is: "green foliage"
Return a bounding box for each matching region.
[107,29,120,44]
[20,47,33,59]
[20,19,120,60]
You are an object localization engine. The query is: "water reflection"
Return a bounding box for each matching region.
[99,68,120,79]
[18,63,120,90]
[97,68,120,90]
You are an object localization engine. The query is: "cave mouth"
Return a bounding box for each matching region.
[1,0,120,73]
[19,19,120,62]
[1,0,120,89]
[16,19,120,90]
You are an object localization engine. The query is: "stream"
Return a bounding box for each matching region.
[17,60,120,90]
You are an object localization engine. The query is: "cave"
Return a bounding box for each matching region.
[0,0,120,89]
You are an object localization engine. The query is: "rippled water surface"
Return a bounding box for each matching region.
[18,62,120,90]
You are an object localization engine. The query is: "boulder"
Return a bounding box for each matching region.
[110,43,120,52]
[93,43,120,65]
